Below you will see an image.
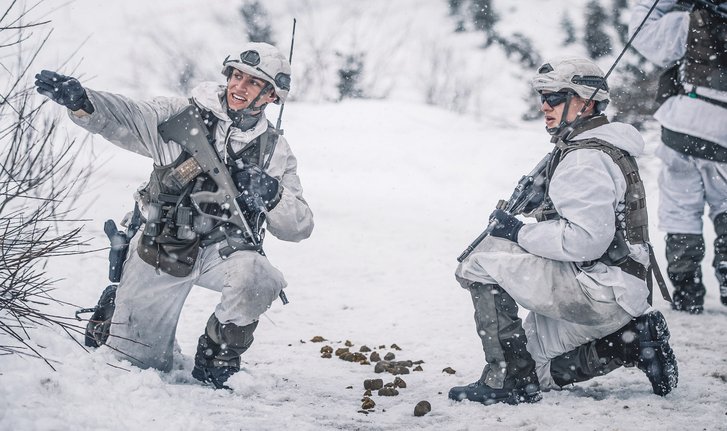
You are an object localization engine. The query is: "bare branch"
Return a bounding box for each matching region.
[0,0,97,369]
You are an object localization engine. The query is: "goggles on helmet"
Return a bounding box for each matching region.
[223,50,291,91]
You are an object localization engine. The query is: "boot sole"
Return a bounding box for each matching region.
[84,285,118,347]
[505,387,542,405]
[638,311,678,396]
[191,366,233,391]
[449,384,542,406]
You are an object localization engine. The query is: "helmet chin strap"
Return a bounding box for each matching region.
[546,92,575,137]
[548,93,598,142]
[227,82,273,120]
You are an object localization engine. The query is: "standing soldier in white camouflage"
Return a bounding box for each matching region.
[629,0,727,314]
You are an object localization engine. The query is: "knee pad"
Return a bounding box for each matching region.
[205,314,259,360]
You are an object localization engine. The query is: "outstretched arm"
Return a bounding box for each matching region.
[36,70,188,164]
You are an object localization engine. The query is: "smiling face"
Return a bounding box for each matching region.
[226,69,278,112]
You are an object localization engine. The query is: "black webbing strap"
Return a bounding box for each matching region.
[680,87,727,109]
[648,244,673,305]
[619,257,648,281]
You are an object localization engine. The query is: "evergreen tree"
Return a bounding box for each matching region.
[561,13,577,46]
[448,0,464,15]
[336,52,365,101]
[612,0,629,45]
[240,0,273,44]
[492,33,540,68]
[584,0,612,58]
[448,0,467,32]
[470,0,499,45]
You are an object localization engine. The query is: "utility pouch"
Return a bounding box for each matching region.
[604,229,630,266]
[656,63,681,106]
[136,231,201,277]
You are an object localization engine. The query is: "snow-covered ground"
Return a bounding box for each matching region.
[2,1,727,430]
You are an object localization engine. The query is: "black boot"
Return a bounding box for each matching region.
[670,275,706,314]
[191,314,258,389]
[83,285,117,347]
[713,212,727,306]
[551,310,678,396]
[666,233,706,314]
[717,263,727,306]
[448,367,541,405]
[449,283,541,405]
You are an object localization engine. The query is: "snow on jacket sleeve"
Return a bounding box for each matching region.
[629,0,689,67]
[517,148,626,262]
[265,135,314,242]
[67,88,189,165]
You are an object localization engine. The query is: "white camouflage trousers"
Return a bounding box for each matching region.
[656,143,727,234]
[106,238,286,372]
[456,236,633,389]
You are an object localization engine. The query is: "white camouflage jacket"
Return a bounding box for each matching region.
[517,122,651,317]
[68,81,314,243]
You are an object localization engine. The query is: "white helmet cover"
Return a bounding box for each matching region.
[530,57,609,102]
[221,42,291,104]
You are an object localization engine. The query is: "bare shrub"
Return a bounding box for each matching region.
[1,0,93,368]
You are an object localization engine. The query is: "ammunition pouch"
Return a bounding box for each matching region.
[136,198,201,277]
[137,230,201,277]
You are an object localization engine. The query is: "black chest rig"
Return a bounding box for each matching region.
[136,103,274,277]
[658,3,727,108]
[683,4,727,92]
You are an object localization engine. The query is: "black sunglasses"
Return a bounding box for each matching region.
[540,91,571,107]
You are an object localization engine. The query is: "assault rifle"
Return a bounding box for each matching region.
[158,105,261,249]
[680,0,727,18]
[457,152,553,263]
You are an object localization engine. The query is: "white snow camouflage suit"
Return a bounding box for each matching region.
[456,121,652,390]
[69,82,314,371]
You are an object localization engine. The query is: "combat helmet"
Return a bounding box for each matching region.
[531,57,610,136]
[222,42,291,104]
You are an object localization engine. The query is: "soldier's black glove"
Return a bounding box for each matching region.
[233,164,282,213]
[489,209,523,242]
[35,70,95,113]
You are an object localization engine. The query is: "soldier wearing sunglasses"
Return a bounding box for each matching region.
[35,42,313,389]
[450,57,677,406]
